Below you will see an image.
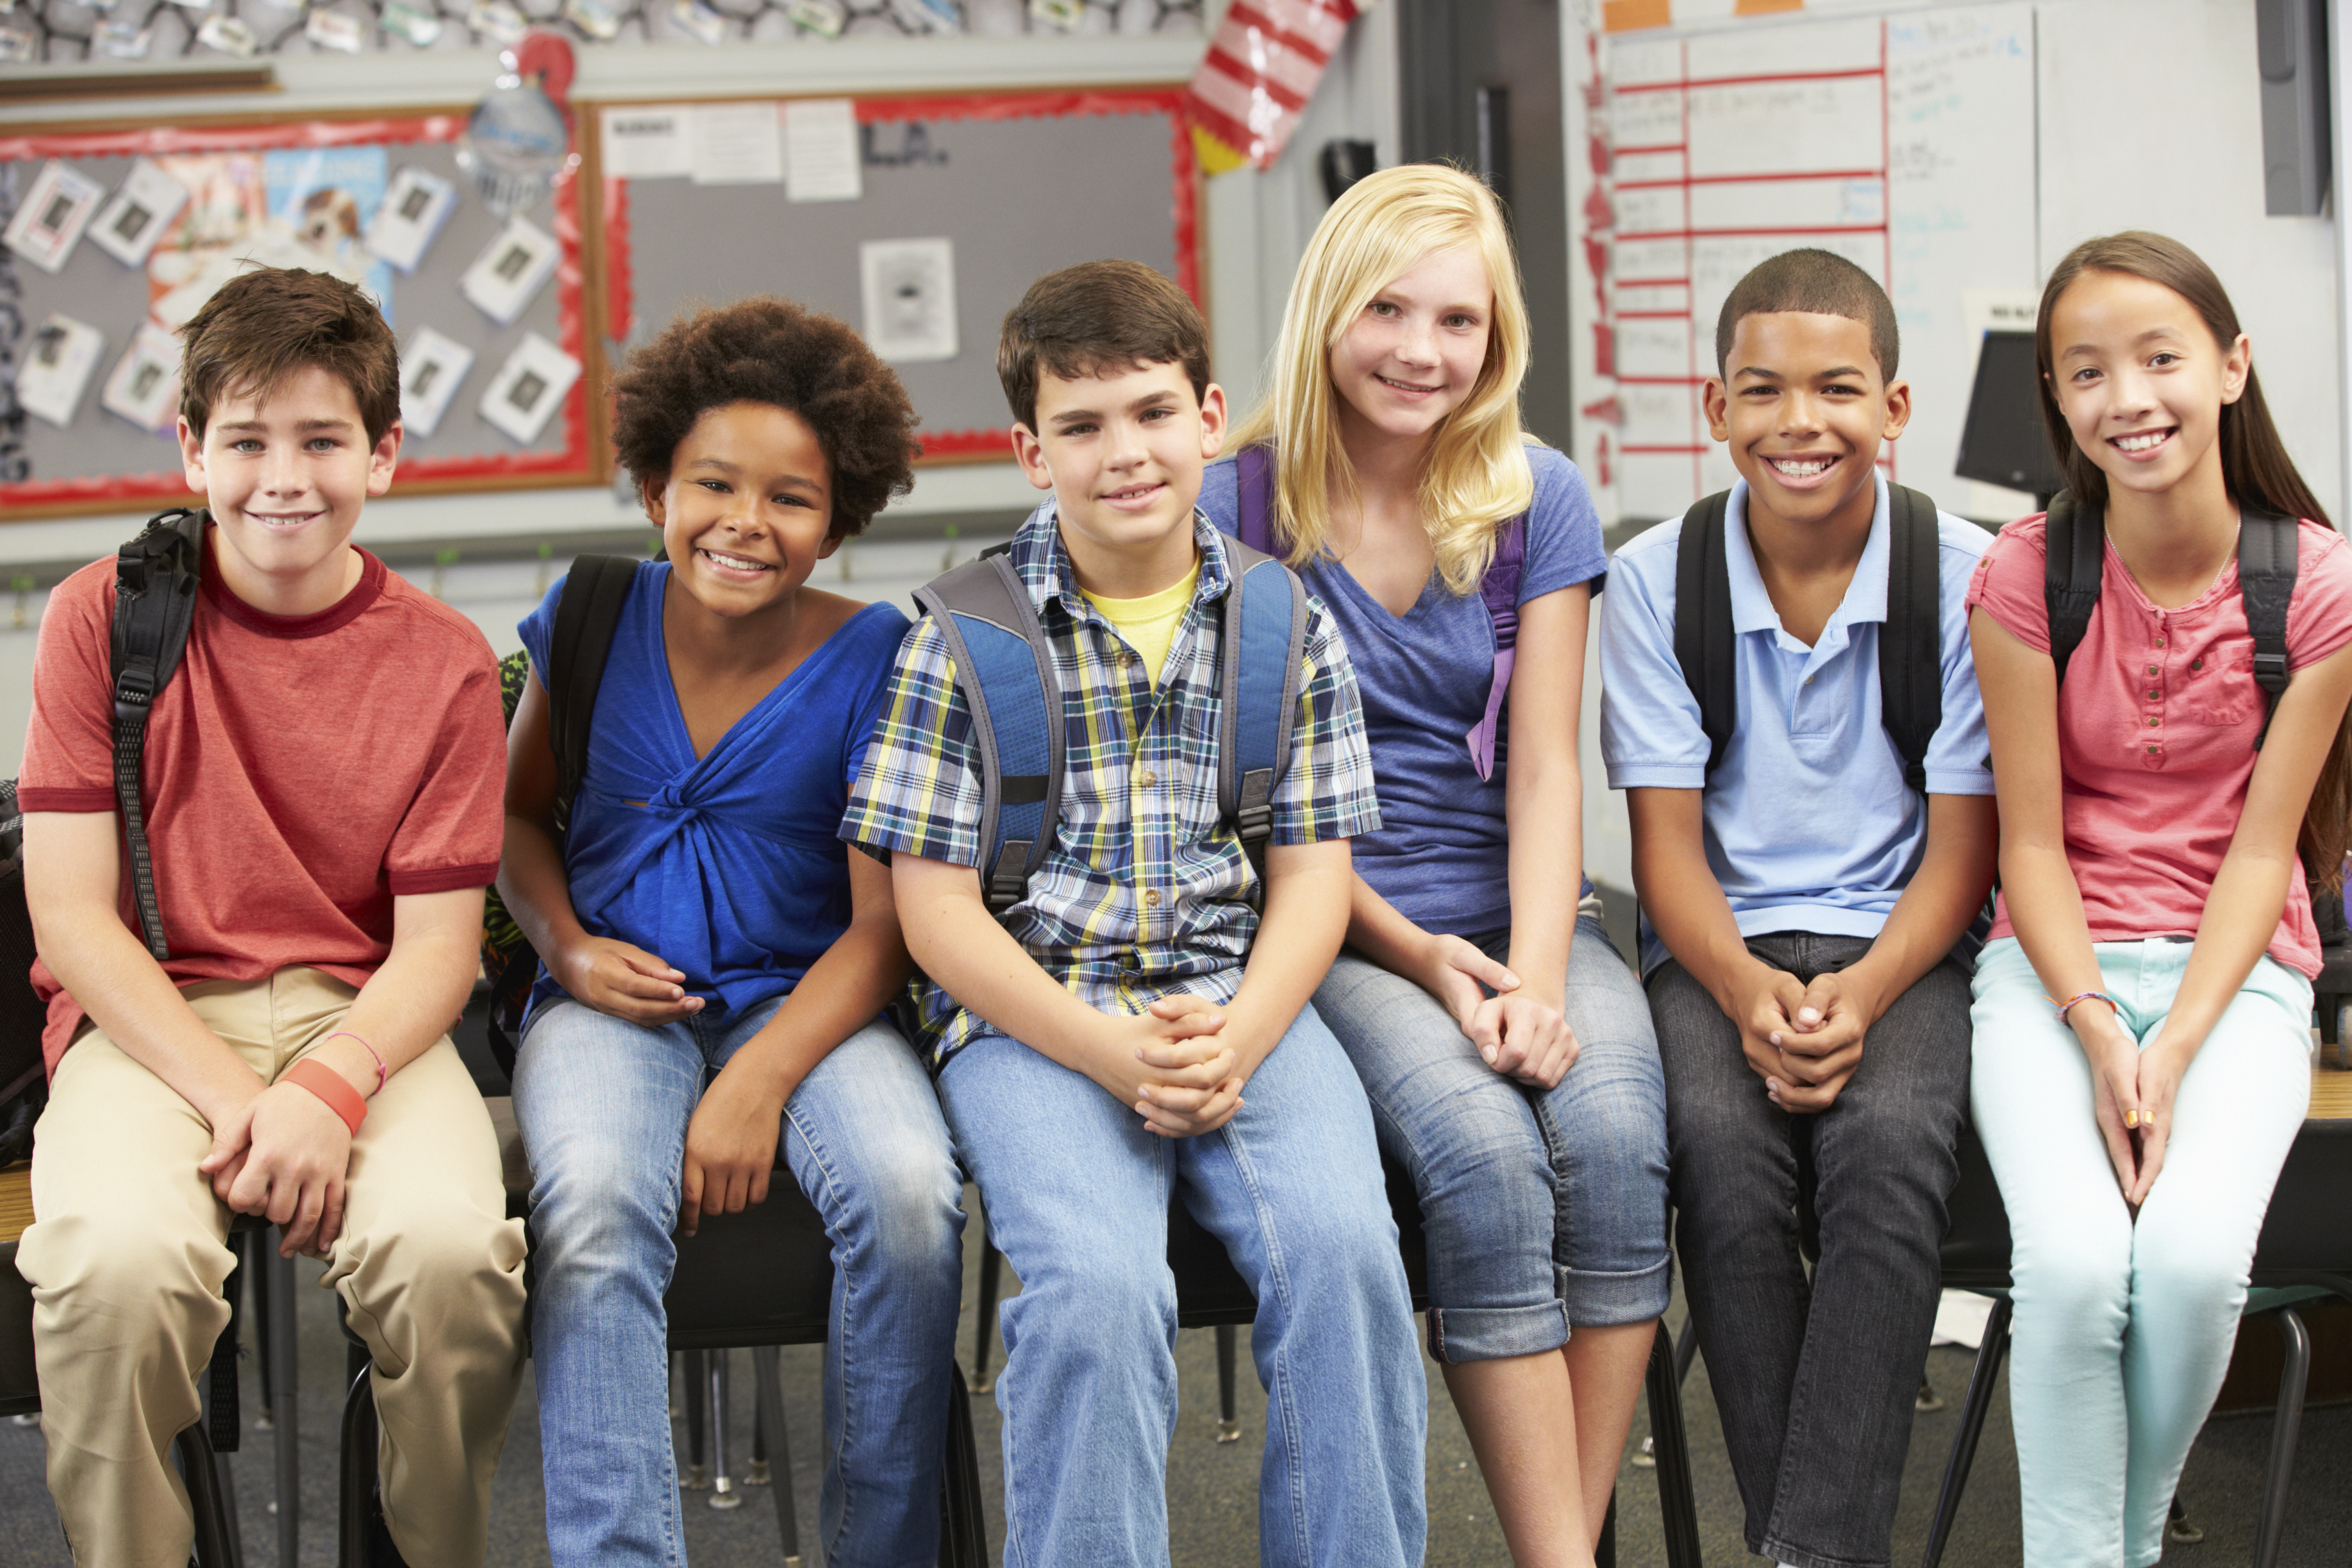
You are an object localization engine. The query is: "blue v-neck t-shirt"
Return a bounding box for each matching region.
[518,563,912,1025]
[1201,443,1608,936]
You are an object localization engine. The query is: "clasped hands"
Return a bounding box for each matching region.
[1418,934,1579,1089]
[2078,1006,2184,1210]
[198,1065,359,1260]
[1083,994,1257,1139]
[1735,963,1879,1113]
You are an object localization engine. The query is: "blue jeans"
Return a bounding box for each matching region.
[1972,937,2312,1567]
[935,1005,1426,1568]
[1312,916,1671,1360]
[513,999,966,1568]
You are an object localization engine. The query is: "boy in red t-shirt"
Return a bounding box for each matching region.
[16,268,526,1567]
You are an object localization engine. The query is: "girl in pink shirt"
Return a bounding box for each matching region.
[1966,231,2352,1565]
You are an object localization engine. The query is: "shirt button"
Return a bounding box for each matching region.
[2156,637,2166,648]
[1139,769,1157,787]
[1119,651,1135,668]
[2146,665,2158,676]
[1143,888,1162,907]
[2148,716,2160,727]
[2146,690,2159,701]
[2191,657,2204,671]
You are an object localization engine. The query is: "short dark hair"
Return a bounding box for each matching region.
[611,296,919,539]
[1714,249,1899,380]
[179,267,400,447]
[997,260,1210,432]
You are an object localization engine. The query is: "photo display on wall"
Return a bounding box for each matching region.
[0,107,596,519]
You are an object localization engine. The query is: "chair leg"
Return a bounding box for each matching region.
[246,1233,274,1428]
[969,1225,1003,1395]
[1920,1295,2012,1568]
[337,1359,380,1568]
[269,1240,300,1568]
[938,1365,991,1568]
[1645,1322,1703,1568]
[750,1347,803,1568]
[1214,1325,1241,1443]
[2254,1306,2311,1568]
[709,1350,742,1509]
[748,1393,772,1486]
[176,1424,244,1568]
[1595,1483,1617,1568]
[1673,1318,1699,1386]
[682,1349,711,1488]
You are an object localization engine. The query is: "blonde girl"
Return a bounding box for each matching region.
[1201,164,1668,1567]
[1968,231,2352,1563]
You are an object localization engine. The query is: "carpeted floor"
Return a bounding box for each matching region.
[2,1212,2348,1566]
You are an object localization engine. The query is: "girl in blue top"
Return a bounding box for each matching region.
[1202,165,1669,1566]
[498,299,963,1568]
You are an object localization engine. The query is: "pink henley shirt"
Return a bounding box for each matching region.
[1966,514,2352,979]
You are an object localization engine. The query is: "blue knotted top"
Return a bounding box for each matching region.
[517,562,911,1026]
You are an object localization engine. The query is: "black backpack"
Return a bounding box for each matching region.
[480,555,641,1076]
[0,507,209,1165]
[2041,490,2296,746]
[1673,485,1944,789]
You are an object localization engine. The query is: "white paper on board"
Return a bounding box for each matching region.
[783,99,862,203]
[4,162,104,275]
[689,103,784,186]
[15,314,106,427]
[88,159,191,268]
[859,238,958,364]
[100,321,184,432]
[366,166,459,274]
[458,215,562,327]
[479,332,583,445]
[398,326,477,438]
[600,105,695,179]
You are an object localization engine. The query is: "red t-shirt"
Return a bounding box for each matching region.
[1966,514,2352,978]
[19,532,506,1072]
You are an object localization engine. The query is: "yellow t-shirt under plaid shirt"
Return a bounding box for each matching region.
[1080,561,1199,688]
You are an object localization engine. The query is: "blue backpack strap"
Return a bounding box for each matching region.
[2238,508,2298,749]
[912,547,1064,915]
[1234,445,1278,556]
[1218,537,1310,890]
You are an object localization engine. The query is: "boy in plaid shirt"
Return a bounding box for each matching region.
[842,260,1426,1566]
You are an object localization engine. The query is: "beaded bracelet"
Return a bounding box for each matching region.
[2053,990,2118,1025]
[323,1030,386,1095]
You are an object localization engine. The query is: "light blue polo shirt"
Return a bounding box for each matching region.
[1598,474,1994,974]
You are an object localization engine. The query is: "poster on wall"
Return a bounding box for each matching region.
[88,159,192,268]
[100,321,184,432]
[479,333,581,444]
[859,237,957,364]
[3,161,103,274]
[398,326,476,437]
[365,165,459,274]
[459,216,561,326]
[15,314,106,427]
[145,147,392,331]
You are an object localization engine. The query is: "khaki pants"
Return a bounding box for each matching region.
[15,967,528,1568]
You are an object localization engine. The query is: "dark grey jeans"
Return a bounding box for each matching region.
[1648,932,1971,1568]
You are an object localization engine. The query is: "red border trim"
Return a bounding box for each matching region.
[0,111,595,511]
[605,88,1199,463]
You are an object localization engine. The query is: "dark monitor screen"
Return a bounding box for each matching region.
[1954,329,2067,501]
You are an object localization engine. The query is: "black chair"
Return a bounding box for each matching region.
[335,1099,990,1568]
[967,1155,1706,1568]
[1920,1110,2352,1568]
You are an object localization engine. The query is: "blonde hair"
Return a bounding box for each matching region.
[1233,163,1535,595]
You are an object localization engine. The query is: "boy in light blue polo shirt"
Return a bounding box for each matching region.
[1598,249,1997,1568]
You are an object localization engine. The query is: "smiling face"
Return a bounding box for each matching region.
[1011,357,1226,598]
[178,363,401,616]
[2045,268,2248,505]
[646,400,838,622]
[1328,243,1493,454]
[1704,310,1909,534]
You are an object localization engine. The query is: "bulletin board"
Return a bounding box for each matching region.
[0,107,596,520]
[597,86,1200,462]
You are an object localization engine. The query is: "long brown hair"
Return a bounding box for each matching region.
[2035,231,2352,889]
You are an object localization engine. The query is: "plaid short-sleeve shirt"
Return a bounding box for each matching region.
[841,504,1379,1066]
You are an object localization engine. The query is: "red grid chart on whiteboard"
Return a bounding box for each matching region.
[1586,24,1896,520]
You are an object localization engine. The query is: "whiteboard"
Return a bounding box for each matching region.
[1570,3,2039,522]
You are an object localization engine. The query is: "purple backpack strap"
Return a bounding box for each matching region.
[1235,445,1278,555]
[1465,513,1528,782]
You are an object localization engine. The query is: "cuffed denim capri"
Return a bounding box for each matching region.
[1312,914,1673,1362]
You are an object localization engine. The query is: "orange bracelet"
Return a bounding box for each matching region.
[283,1058,366,1136]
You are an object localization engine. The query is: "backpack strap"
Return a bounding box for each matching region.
[1217,536,1308,889]
[2238,508,2298,749]
[1465,513,1527,782]
[2044,490,2103,689]
[914,548,1064,916]
[109,507,207,960]
[1234,446,1278,556]
[1879,485,1945,794]
[1673,489,1739,777]
[545,555,640,831]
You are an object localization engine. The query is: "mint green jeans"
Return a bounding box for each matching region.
[1970,936,2312,1566]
